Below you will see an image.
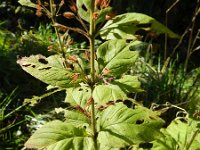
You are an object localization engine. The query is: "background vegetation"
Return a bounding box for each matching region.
[0,0,199,149]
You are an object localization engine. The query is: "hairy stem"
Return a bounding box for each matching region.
[89,0,98,149]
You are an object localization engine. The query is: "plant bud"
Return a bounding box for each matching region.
[48,45,53,51]
[44,2,49,6]
[106,12,116,20]
[36,4,42,17]
[93,12,99,20]
[59,0,64,7]
[101,0,110,9]
[63,12,75,19]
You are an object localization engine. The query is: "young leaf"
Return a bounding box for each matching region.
[97,103,165,148]
[100,13,179,40]
[25,120,94,150]
[18,0,36,8]
[97,39,139,76]
[93,84,127,106]
[65,85,91,108]
[96,7,112,24]
[17,55,83,88]
[113,75,143,93]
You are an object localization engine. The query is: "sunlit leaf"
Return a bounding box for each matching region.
[151,130,178,150]
[100,13,179,39]
[93,85,127,106]
[17,55,83,88]
[97,39,140,76]
[25,120,94,150]
[113,75,143,93]
[65,85,91,108]
[97,103,165,148]
[152,118,200,149]
[18,0,36,8]
[77,0,91,22]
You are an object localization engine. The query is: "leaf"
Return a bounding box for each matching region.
[64,110,90,127]
[77,0,91,22]
[97,39,139,76]
[77,0,112,23]
[152,118,200,150]
[18,0,36,8]
[93,85,127,106]
[100,13,179,40]
[151,130,178,150]
[17,55,83,88]
[113,75,143,93]
[165,118,200,150]
[99,144,121,150]
[97,103,164,148]
[65,85,91,108]
[96,7,112,24]
[25,120,94,150]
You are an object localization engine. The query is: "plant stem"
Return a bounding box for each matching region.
[89,0,98,149]
[184,0,199,70]
[49,0,66,67]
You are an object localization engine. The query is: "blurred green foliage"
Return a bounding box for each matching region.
[0,0,199,149]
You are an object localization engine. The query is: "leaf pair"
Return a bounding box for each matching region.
[25,103,165,150]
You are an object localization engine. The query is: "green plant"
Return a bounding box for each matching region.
[17,0,200,149]
[134,55,200,106]
[0,88,27,149]
[152,118,200,150]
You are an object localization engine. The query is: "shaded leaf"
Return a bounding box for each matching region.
[93,85,127,106]
[98,103,164,148]
[25,120,94,150]
[100,13,179,40]
[17,55,83,88]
